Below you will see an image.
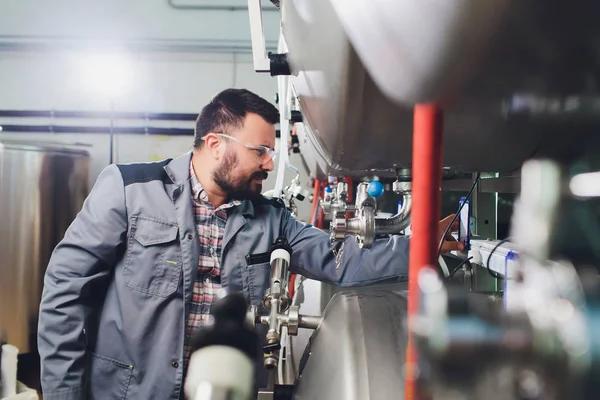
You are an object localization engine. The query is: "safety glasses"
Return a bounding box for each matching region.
[205,133,277,164]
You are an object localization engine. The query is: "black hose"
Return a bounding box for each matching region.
[448,256,473,278]
[486,238,512,280]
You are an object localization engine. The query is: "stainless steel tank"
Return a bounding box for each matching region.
[0,140,90,353]
[283,0,600,177]
[293,290,410,400]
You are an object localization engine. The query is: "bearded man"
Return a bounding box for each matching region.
[37,88,462,400]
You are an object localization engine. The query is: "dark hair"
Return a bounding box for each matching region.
[194,88,279,148]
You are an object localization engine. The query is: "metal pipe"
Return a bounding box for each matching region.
[267,298,280,341]
[109,101,115,164]
[310,180,322,226]
[298,315,321,330]
[343,177,353,203]
[406,104,444,400]
[0,109,198,121]
[343,182,412,246]
[0,124,193,136]
[0,138,92,147]
[374,192,412,234]
[1,122,283,139]
[167,0,279,12]
[274,71,291,196]
[355,183,370,208]
[0,35,278,54]
[286,163,300,176]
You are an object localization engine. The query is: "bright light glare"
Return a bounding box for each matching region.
[570,171,600,197]
[76,51,134,98]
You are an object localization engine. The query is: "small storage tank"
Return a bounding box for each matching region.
[0,140,90,353]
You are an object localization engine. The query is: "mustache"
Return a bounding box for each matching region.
[251,171,268,181]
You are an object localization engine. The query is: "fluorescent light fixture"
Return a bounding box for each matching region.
[570,171,600,198]
[75,50,134,98]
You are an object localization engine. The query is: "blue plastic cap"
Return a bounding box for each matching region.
[367,180,385,198]
[325,185,333,193]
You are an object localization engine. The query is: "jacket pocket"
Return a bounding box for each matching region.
[245,252,270,265]
[88,352,133,400]
[247,261,271,305]
[124,216,182,298]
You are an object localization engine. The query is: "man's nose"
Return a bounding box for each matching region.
[262,157,275,172]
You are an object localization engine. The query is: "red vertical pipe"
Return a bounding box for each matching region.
[317,206,325,229]
[405,104,444,400]
[289,274,296,299]
[316,182,326,229]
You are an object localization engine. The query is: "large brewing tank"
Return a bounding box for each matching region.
[0,140,89,353]
[293,290,410,399]
[282,0,600,177]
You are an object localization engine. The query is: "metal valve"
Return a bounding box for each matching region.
[249,237,322,371]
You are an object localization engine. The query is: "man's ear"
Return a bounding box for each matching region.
[203,134,223,159]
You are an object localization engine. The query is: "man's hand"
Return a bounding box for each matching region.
[438,214,465,254]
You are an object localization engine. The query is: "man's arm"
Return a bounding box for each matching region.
[38,165,128,400]
[283,211,464,287]
[282,211,410,287]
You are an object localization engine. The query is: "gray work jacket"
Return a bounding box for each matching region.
[37,151,409,400]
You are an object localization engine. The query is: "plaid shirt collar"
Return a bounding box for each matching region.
[189,161,241,209]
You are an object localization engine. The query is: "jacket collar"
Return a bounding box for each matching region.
[236,199,255,218]
[163,151,193,186]
[163,150,255,218]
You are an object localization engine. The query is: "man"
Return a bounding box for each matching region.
[38,88,463,399]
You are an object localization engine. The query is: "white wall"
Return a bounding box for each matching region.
[0,0,280,45]
[0,50,277,173]
[0,1,314,220]
[0,51,277,112]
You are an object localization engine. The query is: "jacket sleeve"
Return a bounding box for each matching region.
[37,165,128,400]
[282,211,409,286]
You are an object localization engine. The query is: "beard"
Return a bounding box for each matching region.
[212,148,268,201]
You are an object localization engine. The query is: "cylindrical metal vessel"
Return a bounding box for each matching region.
[283,0,600,177]
[293,290,410,400]
[0,140,90,353]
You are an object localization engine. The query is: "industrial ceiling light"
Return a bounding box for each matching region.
[75,50,134,98]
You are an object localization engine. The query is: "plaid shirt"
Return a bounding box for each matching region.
[183,161,241,366]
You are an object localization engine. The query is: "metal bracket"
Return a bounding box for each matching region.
[248,0,271,72]
[472,173,498,239]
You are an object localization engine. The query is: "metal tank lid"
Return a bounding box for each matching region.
[0,138,91,157]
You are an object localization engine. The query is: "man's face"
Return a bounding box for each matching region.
[212,113,276,200]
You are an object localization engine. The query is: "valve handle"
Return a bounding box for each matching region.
[367,180,385,198]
